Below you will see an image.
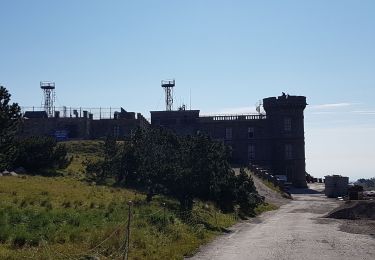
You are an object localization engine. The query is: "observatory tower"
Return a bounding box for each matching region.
[40,81,55,117]
[161,79,175,111]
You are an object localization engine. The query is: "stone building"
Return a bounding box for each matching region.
[20,108,149,140]
[151,94,307,187]
[20,93,307,187]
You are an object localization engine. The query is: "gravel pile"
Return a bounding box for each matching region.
[326,200,375,220]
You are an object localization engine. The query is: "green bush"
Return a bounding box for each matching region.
[12,229,30,248]
[14,136,70,173]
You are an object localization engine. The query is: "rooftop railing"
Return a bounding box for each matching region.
[22,106,123,120]
[199,114,266,122]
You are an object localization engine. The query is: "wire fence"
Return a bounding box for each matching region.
[21,106,122,120]
[28,201,239,260]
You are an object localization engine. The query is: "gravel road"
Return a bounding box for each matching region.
[188,184,375,260]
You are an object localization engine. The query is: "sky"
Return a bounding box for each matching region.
[1,0,374,181]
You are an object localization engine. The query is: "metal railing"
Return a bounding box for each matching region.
[199,114,266,122]
[22,106,123,120]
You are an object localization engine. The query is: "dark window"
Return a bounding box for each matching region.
[284,117,292,132]
[225,128,232,140]
[285,144,293,159]
[248,144,255,160]
[248,127,255,138]
[113,126,120,138]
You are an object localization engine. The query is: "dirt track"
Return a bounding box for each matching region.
[188,184,375,260]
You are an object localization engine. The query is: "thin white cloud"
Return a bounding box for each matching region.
[310,111,338,115]
[310,102,354,110]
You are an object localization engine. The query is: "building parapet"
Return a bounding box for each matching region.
[199,114,266,122]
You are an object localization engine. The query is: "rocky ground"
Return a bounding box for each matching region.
[249,171,291,207]
[188,183,375,260]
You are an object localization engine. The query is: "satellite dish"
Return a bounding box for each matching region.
[255,100,263,115]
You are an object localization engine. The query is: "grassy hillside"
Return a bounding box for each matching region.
[0,140,277,259]
[61,140,104,177]
[0,175,236,259]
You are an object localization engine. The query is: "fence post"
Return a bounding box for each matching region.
[123,201,132,260]
[163,203,166,226]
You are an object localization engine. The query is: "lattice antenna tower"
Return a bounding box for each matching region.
[40,81,55,117]
[161,79,175,111]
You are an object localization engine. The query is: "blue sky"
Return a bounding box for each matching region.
[1,0,374,180]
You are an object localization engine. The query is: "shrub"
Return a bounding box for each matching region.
[62,201,72,208]
[40,200,53,210]
[12,230,30,248]
[20,199,28,208]
[14,136,70,173]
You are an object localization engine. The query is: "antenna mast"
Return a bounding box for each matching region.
[161,79,175,111]
[40,81,55,117]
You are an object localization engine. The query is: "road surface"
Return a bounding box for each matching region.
[189,184,375,260]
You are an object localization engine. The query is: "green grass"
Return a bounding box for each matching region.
[0,141,279,259]
[262,180,283,194]
[254,203,279,215]
[60,140,104,178]
[0,176,236,259]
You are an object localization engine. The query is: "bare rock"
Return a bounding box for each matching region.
[9,171,18,176]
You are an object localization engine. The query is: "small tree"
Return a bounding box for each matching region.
[14,136,70,174]
[236,168,263,216]
[0,86,21,170]
[85,136,121,184]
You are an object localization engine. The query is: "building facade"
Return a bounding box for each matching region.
[20,94,307,187]
[20,108,149,140]
[151,94,307,187]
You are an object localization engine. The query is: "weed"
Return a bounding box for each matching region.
[19,200,28,208]
[40,200,53,210]
[254,203,278,215]
[62,201,72,208]
[12,230,29,248]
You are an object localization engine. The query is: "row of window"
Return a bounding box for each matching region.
[225,117,292,140]
[225,127,255,140]
[247,144,293,161]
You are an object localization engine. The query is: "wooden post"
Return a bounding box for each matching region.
[123,201,132,260]
[163,203,166,226]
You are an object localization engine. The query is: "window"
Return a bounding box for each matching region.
[285,144,293,159]
[113,126,120,138]
[248,127,255,138]
[225,128,232,140]
[248,144,255,160]
[284,117,292,132]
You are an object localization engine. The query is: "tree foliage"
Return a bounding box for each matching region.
[85,136,122,184]
[0,86,70,173]
[0,86,22,170]
[86,127,263,214]
[14,136,70,173]
[355,178,375,190]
